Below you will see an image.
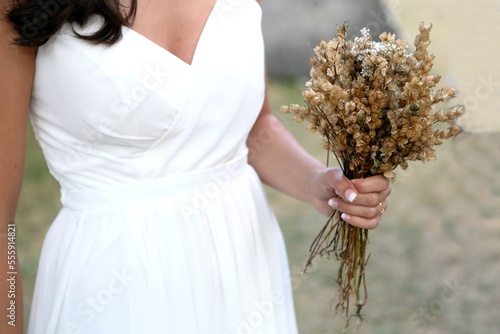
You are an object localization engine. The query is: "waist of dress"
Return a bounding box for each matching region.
[60,154,250,211]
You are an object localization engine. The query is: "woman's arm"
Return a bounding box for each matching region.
[0,2,37,332]
[247,82,391,230]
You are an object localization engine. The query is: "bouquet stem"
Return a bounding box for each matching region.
[305,213,369,329]
[304,165,370,329]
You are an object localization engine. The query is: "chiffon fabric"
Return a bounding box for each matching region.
[27,1,298,333]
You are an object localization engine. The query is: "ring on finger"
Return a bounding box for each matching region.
[379,202,385,214]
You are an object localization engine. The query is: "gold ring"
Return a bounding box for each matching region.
[379,202,385,214]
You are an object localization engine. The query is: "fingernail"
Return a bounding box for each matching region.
[328,198,339,208]
[345,189,357,203]
[341,213,351,222]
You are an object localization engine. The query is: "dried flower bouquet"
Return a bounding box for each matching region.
[281,23,463,327]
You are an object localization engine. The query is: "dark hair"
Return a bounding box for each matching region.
[6,0,137,47]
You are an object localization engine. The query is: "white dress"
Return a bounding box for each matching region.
[27,1,298,333]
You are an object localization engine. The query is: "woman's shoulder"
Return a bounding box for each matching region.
[0,0,37,116]
[0,0,37,63]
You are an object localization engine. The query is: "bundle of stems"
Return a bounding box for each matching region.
[306,164,370,327]
[281,22,463,328]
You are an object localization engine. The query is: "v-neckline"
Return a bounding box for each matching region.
[124,0,219,67]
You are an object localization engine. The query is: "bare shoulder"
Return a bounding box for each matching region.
[0,0,37,110]
[0,1,37,118]
[0,0,37,77]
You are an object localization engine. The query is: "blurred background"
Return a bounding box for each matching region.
[17,0,500,333]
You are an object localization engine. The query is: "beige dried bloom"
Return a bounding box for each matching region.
[282,22,464,327]
[282,22,463,180]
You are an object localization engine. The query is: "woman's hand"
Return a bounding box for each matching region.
[309,168,392,230]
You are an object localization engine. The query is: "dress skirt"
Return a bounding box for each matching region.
[27,154,298,333]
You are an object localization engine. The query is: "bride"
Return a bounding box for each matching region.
[0,0,391,333]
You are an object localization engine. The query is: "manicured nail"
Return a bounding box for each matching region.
[328,198,339,208]
[341,213,351,222]
[345,189,357,203]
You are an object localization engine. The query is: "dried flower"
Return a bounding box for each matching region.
[281,22,464,328]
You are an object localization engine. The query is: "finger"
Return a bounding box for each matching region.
[351,175,390,193]
[328,198,387,219]
[326,168,358,203]
[349,186,392,207]
[340,213,381,230]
